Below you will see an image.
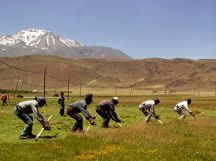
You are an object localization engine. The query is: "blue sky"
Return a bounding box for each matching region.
[0,0,215,59]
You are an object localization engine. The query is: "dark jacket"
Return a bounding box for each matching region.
[68,100,90,118]
[58,96,65,107]
[96,100,120,122]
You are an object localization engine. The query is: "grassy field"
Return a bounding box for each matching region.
[0,94,216,161]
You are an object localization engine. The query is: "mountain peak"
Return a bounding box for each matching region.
[0,28,83,48]
[0,29,131,59]
[16,29,50,41]
[17,28,49,35]
[15,29,50,46]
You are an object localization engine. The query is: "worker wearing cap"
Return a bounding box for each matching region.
[13,97,50,139]
[138,99,160,123]
[96,97,121,128]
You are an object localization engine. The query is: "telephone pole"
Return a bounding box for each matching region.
[43,67,46,98]
[79,80,82,96]
[14,74,21,99]
[68,76,70,100]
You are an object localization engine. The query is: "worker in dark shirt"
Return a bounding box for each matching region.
[58,92,65,116]
[67,93,95,132]
[96,97,121,128]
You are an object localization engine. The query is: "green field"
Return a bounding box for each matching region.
[0,95,216,161]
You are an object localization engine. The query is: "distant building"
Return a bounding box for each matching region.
[32,90,38,93]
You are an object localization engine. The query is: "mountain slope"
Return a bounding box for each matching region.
[0,29,131,59]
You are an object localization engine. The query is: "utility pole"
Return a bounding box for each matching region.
[67,76,70,100]
[43,67,46,98]
[54,87,56,94]
[197,81,200,96]
[130,85,133,96]
[215,81,216,97]
[14,74,21,99]
[79,80,82,96]
[115,86,117,96]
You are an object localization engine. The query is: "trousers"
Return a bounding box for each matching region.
[14,106,33,136]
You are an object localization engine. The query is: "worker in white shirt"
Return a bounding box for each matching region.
[138,99,161,123]
[174,98,195,121]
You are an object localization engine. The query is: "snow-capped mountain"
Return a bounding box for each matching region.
[0,29,131,59]
[0,29,82,48]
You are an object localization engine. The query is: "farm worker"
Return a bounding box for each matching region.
[67,93,95,132]
[1,92,8,106]
[58,92,65,116]
[174,98,195,121]
[138,99,160,123]
[96,97,121,128]
[14,97,51,139]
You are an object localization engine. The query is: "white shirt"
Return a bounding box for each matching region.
[17,100,45,123]
[139,100,155,110]
[174,101,191,112]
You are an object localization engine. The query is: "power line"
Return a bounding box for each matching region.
[0,59,70,85]
[0,59,43,73]
[22,81,44,87]
[47,73,67,82]
[0,76,17,80]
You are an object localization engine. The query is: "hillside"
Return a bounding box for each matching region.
[0,55,215,93]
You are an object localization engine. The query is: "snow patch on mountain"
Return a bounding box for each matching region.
[0,29,131,59]
[0,29,83,49]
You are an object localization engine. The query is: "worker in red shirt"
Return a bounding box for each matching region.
[1,92,8,106]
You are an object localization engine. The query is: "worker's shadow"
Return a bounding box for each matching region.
[38,134,58,139]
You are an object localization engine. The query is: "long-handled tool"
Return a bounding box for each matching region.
[157,119,164,124]
[117,122,122,127]
[35,114,53,141]
[86,123,92,132]
[86,113,97,132]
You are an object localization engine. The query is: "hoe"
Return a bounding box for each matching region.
[35,114,53,141]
